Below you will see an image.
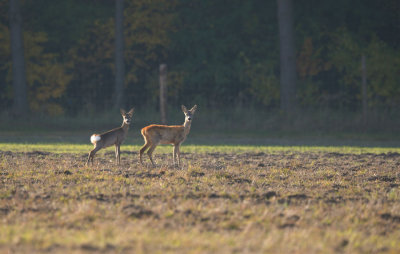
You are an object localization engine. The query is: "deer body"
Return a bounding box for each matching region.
[86,108,134,165]
[140,105,197,167]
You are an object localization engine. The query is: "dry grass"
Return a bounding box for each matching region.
[0,149,399,253]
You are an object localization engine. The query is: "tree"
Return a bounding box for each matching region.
[277,0,297,113]
[9,0,28,116]
[114,0,125,109]
[328,28,400,110]
[1,14,71,116]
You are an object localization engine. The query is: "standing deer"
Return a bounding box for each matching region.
[86,108,134,166]
[140,105,197,167]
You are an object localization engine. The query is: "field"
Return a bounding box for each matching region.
[0,143,400,253]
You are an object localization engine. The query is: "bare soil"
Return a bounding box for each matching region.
[0,150,399,253]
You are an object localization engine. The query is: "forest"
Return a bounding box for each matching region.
[0,0,399,129]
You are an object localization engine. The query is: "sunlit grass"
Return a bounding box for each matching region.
[0,142,399,154]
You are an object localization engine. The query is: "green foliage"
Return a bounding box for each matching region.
[22,0,113,56]
[0,24,70,115]
[124,0,176,80]
[240,54,279,107]
[67,19,115,112]
[328,28,400,108]
[0,0,399,115]
[364,39,400,106]
[64,0,177,112]
[124,0,177,106]
[170,0,278,107]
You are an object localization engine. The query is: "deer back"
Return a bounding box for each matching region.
[96,127,126,148]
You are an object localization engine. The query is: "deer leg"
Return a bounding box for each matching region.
[139,142,151,165]
[86,153,91,166]
[115,145,120,165]
[118,145,121,165]
[176,145,181,167]
[147,144,158,167]
[87,146,101,166]
[173,145,178,166]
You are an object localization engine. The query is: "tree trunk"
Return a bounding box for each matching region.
[9,0,28,116]
[114,0,125,109]
[159,64,167,124]
[277,0,297,114]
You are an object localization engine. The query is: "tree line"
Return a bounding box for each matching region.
[0,0,399,117]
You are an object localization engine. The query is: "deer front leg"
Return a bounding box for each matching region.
[115,145,121,165]
[173,145,177,166]
[176,144,181,167]
[117,145,121,165]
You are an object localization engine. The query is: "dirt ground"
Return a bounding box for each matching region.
[0,150,399,253]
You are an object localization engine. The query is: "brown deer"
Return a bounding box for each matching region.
[140,105,197,167]
[86,108,134,166]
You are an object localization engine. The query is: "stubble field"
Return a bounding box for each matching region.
[0,145,400,253]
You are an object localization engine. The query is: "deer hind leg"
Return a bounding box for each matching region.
[87,146,101,166]
[139,141,151,166]
[147,143,158,167]
[86,152,91,166]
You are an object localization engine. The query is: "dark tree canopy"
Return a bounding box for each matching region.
[0,0,399,115]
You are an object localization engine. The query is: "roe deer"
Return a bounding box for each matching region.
[140,105,197,167]
[86,108,134,166]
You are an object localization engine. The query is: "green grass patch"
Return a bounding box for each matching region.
[0,142,399,154]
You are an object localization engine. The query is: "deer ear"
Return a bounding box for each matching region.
[127,108,134,116]
[181,105,188,113]
[120,108,126,115]
[189,105,197,114]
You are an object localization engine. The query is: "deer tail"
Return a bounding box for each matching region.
[90,134,101,144]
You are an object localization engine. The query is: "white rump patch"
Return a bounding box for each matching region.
[90,135,101,143]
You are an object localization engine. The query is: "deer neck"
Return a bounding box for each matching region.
[121,122,130,132]
[183,120,191,136]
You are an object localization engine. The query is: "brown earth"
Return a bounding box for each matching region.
[0,150,399,253]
